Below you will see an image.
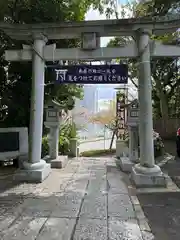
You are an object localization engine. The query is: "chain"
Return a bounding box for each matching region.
[31,46,44,61]
[138,41,150,58]
[134,28,152,62]
[26,36,46,62]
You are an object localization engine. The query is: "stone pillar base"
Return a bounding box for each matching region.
[44,155,68,169]
[118,156,135,173]
[13,160,51,183]
[131,163,166,188]
[51,155,68,168]
[69,138,78,157]
[116,140,127,159]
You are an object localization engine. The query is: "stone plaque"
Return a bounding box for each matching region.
[130,110,139,117]
[0,132,19,152]
[127,99,139,126]
[48,110,57,117]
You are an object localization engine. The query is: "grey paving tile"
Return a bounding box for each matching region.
[0,195,24,207]
[90,170,106,177]
[73,172,91,179]
[51,192,83,218]
[65,179,88,195]
[88,178,107,197]
[73,218,107,240]
[37,218,76,240]
[80,196,107,219]
[109,218,143,240]
[0,213,19,232]
[141,231,154,240]
[107,171,129,194]
[20,196,56,217]
[0,157,141,240]
[0,202,24,231]
[0,216,46,240]
[108,194,135,219]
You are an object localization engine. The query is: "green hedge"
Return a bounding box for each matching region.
[41,136,49,157]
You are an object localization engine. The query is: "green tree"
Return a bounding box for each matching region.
[134,0,180,17]
[0,0,116,128]
[135,0,180,122]
[107,0,180,129]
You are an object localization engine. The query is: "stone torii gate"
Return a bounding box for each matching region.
[1,17,180,185]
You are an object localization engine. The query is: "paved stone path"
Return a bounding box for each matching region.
[0,157,146,240]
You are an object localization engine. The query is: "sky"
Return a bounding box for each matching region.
[85,0,133,47]
[85,0,137,101]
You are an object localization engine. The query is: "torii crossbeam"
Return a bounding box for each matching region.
[1,16,179,185]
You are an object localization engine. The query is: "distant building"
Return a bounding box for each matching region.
[82,84,98,114]
[75,84,99,138]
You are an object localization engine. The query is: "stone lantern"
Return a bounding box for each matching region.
[119,99,139,172]
[44,100,68,168]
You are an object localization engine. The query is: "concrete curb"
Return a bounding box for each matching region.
[127,173,180,240]
[43,155,69,169]
[127,186,155,240]
[157,152,175,167]
[122,153,176,240]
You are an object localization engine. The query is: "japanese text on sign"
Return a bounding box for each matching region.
[55,64,128,84]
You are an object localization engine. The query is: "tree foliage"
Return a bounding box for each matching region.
[89,99,116,129]
[0,0,116,128]
[135,0,180,120]
[107,0,180,124]
[89,90,127,132]
[134,0,180,17]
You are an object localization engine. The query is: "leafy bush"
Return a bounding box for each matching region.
[41,136,49,158]
[69,122,77,139]
[59,123,71,155]
[41,122,78,157]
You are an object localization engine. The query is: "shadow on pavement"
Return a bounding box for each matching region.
[163,140,176,156]
[0,166,23,193]
[162,159,180,188]
[0,188,86,239]
[135,140,180,239]
[138,192,180,240]
[162,140,180,188]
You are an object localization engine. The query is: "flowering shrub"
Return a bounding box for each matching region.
[125,130,164,158]
[153,131,164,158]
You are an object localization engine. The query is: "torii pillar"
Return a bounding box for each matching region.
[14,34,51,182]
[131,29,166,187]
